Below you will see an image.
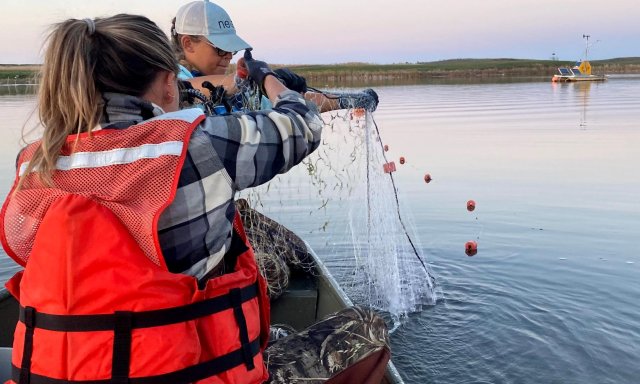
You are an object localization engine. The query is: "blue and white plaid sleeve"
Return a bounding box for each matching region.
[201,90,323,189]
[158,90,323,278]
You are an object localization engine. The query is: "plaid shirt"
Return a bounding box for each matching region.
[101,91,323,279]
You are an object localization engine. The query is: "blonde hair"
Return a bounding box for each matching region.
[22,14,178,186]
[170,17,205,74]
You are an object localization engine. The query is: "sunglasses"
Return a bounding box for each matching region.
[205,40,237,57]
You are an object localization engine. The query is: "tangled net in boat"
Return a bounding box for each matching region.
[265,306,390,382]
[236,199,315,300]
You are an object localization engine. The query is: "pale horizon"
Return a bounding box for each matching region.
[1,0,638,65]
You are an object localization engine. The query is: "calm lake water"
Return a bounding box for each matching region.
[1,77,640,383]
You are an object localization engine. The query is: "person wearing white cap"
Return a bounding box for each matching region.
[172,0,249,79]
[172,0,379,113]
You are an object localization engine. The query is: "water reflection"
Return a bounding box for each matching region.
[551,81,594,129]
[576,82,592,128]
[0,79,38,96]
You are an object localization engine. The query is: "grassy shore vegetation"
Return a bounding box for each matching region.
[0,65,40,80]
[2,58,640,84]
[284,57,640,83]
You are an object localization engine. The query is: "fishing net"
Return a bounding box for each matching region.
[344,111,439,317]
[236,198,314,300]
[186,74,439,319]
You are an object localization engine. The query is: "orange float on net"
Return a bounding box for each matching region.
[399,156,405,165]
[424,173,432,183]
[465,241,478,257]
[384,145,389,152]
[383,162,397,173]
[467,200,476,212]
[352,108,366,118]
[236,57,248,79]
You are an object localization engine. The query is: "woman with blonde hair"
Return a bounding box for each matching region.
[1,13,323,383]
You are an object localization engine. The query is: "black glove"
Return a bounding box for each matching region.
[243,49,275,89]
[338,88,379,112]
[273,68,308,94]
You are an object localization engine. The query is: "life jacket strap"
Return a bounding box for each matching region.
[18,306,35,384]
[17,282,258,332]
[14,282,259,383]
[11,338,261,384]
[112,311,133,383]
[229,288,255,370]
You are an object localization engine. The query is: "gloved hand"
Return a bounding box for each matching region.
[273,68,308,94]
[243,49,275,89]
[338,88,379,112]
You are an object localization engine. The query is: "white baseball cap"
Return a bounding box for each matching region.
[174,0,251,53]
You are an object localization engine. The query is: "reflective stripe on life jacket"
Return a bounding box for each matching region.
[1,108,270,384]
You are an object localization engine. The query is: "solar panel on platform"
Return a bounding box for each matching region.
[559,68,572,75]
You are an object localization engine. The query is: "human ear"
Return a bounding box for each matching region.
[163,71,177,103]
[180,35,196,53]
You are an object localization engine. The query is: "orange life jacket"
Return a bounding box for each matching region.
[0,109,270,384]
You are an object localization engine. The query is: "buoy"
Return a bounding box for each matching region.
[352,108,366,118]
[236,57,248,79]
[467,200,476,212]
[384,145,389,152]
[383,162,396,173]
[424,173,432,183]
[399,156,405,165]
[465,241,478,256]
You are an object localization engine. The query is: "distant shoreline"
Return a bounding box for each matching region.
[285,58,640,83]
[2,58,640,82]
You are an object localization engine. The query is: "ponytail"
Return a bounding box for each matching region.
[20,14,178,187]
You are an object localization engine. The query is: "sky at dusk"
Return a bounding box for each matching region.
[1,0,638,65]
